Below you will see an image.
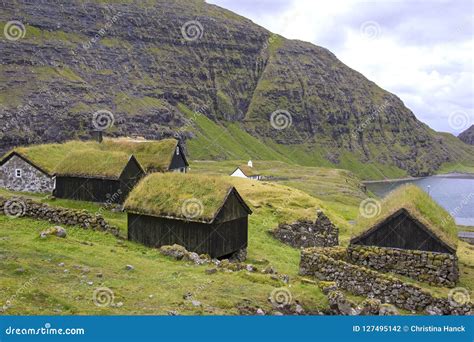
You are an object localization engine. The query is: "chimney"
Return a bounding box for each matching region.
[92,130,103,143]
[247,160,253,168]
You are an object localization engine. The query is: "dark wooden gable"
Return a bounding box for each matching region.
[214,188,252,224]
[119,156,146,181]
[169,144,189,171]
[351,208,455,254]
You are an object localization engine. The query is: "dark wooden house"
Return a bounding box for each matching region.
[54,151,145,204]
[125,173,252,258]
[351,207,456,254]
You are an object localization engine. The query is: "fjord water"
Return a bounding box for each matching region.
[366,174,474,226]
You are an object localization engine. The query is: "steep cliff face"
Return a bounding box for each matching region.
[459,126,474,145]
[1,0,472,177]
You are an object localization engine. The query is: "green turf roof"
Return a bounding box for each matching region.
[124,173,238,222]
[2,138,180,174]
[352,184,458,250]
[101,138,180,172]
[54,150,136,179]
[235,164,260,177]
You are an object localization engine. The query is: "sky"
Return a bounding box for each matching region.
[207,0,473,135]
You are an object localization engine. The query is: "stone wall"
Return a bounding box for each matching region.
[300,247,472,315]
[347,245,459,287]
[0,196,120,237]
[271,210,338,248]
[0,155,55,193]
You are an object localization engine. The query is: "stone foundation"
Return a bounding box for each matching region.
[0,196,120,237]
[271,210,338,248]
[347,245,459,287]
[300,247,472,315]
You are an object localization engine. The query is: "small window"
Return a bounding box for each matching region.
[176,147,180,155]
[15,169,22,178]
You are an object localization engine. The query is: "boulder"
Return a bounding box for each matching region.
[40,226,67,238]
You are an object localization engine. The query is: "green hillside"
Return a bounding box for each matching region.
[1,0,473,179]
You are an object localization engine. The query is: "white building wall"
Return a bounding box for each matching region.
[230,168,248,179]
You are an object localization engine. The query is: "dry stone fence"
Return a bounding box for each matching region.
[0,195,120,237]
[271,210,338,248]
[347,245,458,287]
[300,247,472,315]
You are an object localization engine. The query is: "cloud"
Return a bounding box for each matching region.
[207,0,473,134]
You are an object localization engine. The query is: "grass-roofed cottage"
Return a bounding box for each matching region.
[349,185,459,285]
[54,151,146,204]
[125,173,252,259]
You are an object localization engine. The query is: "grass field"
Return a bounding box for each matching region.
[0,163,473,315]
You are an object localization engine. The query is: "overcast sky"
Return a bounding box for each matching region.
[207,0,473,135]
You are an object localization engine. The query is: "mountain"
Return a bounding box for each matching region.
[1,0,473,179]
[459,125,474,145]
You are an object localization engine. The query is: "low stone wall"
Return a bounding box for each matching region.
[0,196,120,237]
[300,247,472,315]
[347,245,459,287]
[270,210,338,248]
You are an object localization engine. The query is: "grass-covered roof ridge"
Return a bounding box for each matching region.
[352,184,458,250]
[54,150,135,179]
[124,173,238,222]
[236,164,260,177]
[101,138,179,172]
[2,138,180,174]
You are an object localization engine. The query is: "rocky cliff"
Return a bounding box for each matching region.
[1,0,473,177]
[459,125,474,145]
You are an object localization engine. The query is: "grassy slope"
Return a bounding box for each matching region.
[1,167,473,314]
[178,104,408,180]
[0,178,347,315]
[190,160,367,228]
[436,132,474,175]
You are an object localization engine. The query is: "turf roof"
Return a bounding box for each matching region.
[54,150,137,179]
[124,173,244,222]
[101,138,180,172]
[2,138,180,174]
[352,184,458,250]
[235,164,260,177]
